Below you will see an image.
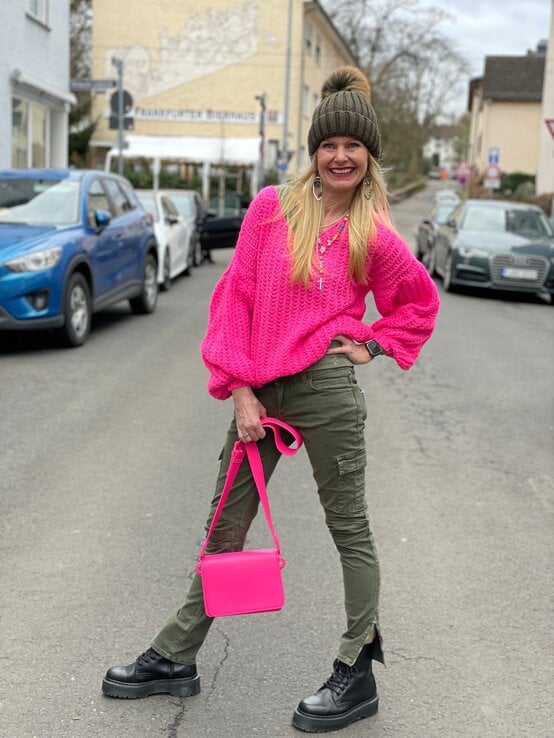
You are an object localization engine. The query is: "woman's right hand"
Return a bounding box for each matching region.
[232,386,267,443]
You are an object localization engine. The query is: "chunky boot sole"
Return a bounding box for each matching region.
[101,673,201,700]
[292,694,378,733]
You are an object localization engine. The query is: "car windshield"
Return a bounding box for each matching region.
[463,205,553,238]
[436,202,458,224]
[0,177,80,226]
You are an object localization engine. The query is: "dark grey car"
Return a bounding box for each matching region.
[431,199,554,298]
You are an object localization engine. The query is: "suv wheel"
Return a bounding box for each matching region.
[59,272,91,347]
[130,252,158,314]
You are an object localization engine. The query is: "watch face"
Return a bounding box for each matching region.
[365,340,384,357]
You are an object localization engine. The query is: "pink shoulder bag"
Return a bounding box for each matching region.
[196,418,302,617]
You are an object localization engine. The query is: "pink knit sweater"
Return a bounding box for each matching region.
[201,186,439,400]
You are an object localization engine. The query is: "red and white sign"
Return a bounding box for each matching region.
[455,160,471,177]
[545,119,554,138]
[485,164,501,179]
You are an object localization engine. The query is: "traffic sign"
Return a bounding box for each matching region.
[110,90,133,114]
[545,119,554,139]
[488,147,500,164]
[485,164,501,179]
[70,78,116,91]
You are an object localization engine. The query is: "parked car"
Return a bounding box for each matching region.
[0,168,158,347]
[415,194,460,269]
[164,189,206,267]
[199,192,246,257]
[430,199,554,297]
[136,190,194,290]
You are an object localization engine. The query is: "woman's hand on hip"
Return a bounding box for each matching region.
[232,386,267,442]
[327,335,373,365]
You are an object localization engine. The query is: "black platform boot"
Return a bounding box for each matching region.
[102,648,201,699]
[292,642,379,733]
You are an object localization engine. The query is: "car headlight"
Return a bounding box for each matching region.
[458,246,489,258]
[5,246,62,272]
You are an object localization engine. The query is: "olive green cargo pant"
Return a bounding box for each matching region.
[152,354,383,667]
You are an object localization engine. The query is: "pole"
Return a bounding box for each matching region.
[111,57,124,175]
[255,93,267,190]
[280,0,293,184]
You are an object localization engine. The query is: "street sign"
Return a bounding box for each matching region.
[545,119,554,139]
[488,147,500,164]
[70,79,116,91]
[110,90,133,114]
[484,164,501,190]
[455,160,471,185]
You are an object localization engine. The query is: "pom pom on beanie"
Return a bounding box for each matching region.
[308,66,381,161]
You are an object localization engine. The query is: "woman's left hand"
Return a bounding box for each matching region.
[326,335,373,365]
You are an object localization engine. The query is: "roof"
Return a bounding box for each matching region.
[482,55,545,102]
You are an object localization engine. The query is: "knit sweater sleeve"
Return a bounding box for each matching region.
[200,188,274,399]
[366,226,440,370]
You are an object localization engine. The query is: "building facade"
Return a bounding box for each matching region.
[536,1,554,197]
[90,0,356,197]
[0,0,74,169]
[468,50,546,179]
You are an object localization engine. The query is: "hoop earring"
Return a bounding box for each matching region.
[363,174,373,200]
[312,175,323,201]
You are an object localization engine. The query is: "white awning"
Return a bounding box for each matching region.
[107,134,260,167]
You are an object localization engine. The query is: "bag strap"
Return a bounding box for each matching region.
[198,418,302,560]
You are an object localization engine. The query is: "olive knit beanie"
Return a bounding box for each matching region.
[307,66,381,161]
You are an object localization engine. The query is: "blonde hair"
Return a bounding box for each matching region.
[279,156,393,287]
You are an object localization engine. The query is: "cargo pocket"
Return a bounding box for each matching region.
[337,449,367,513]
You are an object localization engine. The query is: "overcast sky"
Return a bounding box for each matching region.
[422,0,551,115]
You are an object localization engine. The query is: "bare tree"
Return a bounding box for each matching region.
[322,0,469,178]
[69,0,95,167]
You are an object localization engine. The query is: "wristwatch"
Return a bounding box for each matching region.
[364,339,385,358]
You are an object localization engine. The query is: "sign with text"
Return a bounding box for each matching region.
[488,147,500,164]
[133,107,282,125]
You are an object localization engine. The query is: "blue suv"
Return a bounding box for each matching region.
[0,169,158,347]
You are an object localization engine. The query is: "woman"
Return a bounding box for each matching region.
[102,67,440,733]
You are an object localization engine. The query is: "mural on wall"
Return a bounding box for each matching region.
[106,0,259,103]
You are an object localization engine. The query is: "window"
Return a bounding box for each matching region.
[315,35,321,65]
[27,0,48,24]
[302,85,310,117]
[304,21,312,54]
[12,99,28,168]
[87,179,110,226]
[103,178,133,217]
[11,98,49,168]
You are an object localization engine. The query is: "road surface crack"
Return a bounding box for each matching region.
[205,624,231,702]
[165,699,187,738]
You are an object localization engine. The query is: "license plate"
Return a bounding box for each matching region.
[499,267,538,280]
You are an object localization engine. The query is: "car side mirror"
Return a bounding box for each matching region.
[422,219,433,227]
[446,218,457,230]
[165,214,179,225]
[94,209,111,231]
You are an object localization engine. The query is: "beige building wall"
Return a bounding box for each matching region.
[90,0,355,181]
[536,0,554,195]
[469,97,542,177]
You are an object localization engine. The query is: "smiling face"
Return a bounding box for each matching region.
[315,136,369,197]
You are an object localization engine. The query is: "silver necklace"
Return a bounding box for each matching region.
[316,215,348,290]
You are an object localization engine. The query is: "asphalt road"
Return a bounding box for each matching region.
[1,182,553,738]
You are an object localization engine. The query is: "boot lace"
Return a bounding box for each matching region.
[323,660,356,695]
[136,648,160,667]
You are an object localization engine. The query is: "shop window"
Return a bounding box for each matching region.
[11,98,49,168]
[12,99,28,168]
